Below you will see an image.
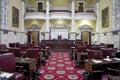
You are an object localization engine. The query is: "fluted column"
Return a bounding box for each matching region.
[71,0,75,32]
[46,0,50,32]
[21,0,25,32]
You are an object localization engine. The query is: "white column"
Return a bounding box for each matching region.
[1,0,5,29]
[0,0,8,29]
[96,1,99,33]
[46,0,49,32]
[5,0,8,29]
[94,1,100,44]
[71,0,75,32]
[0,0,1,27]
[112,0,116,30]
[21,0,25,32]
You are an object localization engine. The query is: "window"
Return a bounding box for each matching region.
[38,2,43,12]
[79,3,83,12]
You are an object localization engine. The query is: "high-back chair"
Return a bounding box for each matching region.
[76,46,86,53]
[0,44,8,53]
[0,44,8,50]
[8,48,21,57]
[101,48,117,58]
[87,49,102,59]
[31,46,41,52]
[26,48,39,66]
[20,44,30,51]
[0,53,24,80]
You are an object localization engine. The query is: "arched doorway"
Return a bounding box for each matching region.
[27,24,41,45]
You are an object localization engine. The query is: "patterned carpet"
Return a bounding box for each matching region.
[38,52,86,80]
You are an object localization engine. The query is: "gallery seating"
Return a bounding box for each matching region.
[0,53,24,80]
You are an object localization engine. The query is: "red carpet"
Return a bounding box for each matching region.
[38,52,86,80]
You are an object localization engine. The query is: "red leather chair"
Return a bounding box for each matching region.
[20,44,30,51]
[8,48,21,57]
[31,46,41,52]
[90,45,100,50]
[86,44,91,49]
[26,48,39,66]
[39,44,46,49]
[101,48,117,58]
[0,53,24,80]
[0,44,8,50]
[76,46,86,52]
[87,49,102,59]
[0,44,8,53]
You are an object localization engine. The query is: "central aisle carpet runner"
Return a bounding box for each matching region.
[38,52,86,80]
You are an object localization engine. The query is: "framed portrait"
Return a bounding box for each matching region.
[12,6,19,27]
[102,7,109,28]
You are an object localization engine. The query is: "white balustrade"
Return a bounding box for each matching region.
[24,10,96,20]
[50,12,71,19]
[25,12,46,19]
[75,12,96,20]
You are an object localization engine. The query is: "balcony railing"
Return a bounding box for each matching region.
[50,10,71,19]
[25,12,46,19]
[75,12,96,20]
[25,8,96,20]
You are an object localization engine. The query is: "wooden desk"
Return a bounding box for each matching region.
[85,58,120,80]
[0,71,15,80]
[110,76,120,80]
[0,49,9,53]
[15,57,36,80]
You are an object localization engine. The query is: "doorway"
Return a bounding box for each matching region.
[79,3,83,12]
[81,31,91,45]
[38,2,43,12]
[27,31,39,45]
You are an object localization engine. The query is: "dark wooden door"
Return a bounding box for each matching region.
[27,31,39,45]
[81,31,91,45]
[27,31,32,44]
